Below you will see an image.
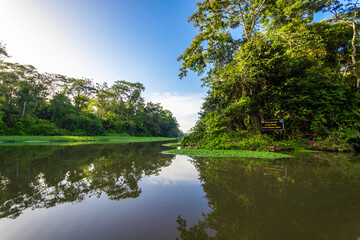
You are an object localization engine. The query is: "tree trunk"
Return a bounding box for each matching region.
[250,111,261,132]
[351,10,360,89]
[21,101,27,118]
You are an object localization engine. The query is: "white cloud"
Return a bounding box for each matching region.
[146,92,205,133]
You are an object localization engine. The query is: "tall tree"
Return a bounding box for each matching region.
[324,0,360,89]
[179,0,359,140]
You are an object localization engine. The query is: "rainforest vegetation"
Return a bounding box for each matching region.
[178,0,360,151]
[0,45,181,137]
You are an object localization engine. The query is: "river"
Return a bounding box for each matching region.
[0,142,359,239]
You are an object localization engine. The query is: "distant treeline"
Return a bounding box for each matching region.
[0,44,181,137]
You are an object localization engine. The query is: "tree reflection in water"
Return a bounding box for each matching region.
[177,152,360,240]
[0,143,173,219]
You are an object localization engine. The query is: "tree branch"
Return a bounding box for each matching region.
[249,0,266,38]
[238,1,250,41]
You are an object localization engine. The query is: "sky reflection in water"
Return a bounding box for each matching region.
[1,144,360,240]
[142,155,199,186]
[0,143,209,240]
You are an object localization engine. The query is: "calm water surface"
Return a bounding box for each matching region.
[0,143,359,239]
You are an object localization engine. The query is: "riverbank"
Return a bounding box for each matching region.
[162,148,293,159]
[0,136,177,145]
[179,131,357,153]
[161,135,358,159]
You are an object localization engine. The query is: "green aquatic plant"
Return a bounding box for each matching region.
[162,149,293,159]
[162,142,181,148]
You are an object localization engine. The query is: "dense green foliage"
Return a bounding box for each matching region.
[178,0,360,150]
[0,135,177,145]
[0,46,181,137]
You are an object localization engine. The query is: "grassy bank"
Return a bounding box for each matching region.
[0,136,177,145]
[180,130,356,153]
[162,149,293,159]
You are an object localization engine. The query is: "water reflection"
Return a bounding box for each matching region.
[143,155,199,186]
[2,144,360,239]
[263,165,287,178]
[0,143,173,219]
[177,152,360,240]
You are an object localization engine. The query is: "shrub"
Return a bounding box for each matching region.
[31,119,59,135]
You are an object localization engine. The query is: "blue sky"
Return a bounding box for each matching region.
[0,0,208,132]
[0,0,335,132]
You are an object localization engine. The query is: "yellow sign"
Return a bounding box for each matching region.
[261,119,284,131]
